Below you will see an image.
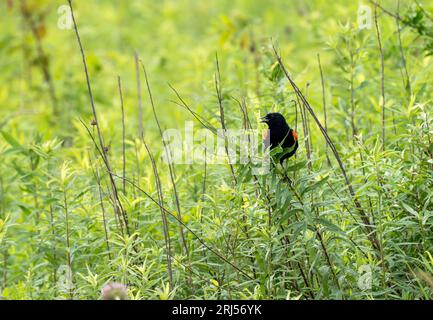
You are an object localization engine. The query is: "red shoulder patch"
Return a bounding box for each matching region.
[292,130,298,141]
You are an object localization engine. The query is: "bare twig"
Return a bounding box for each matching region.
[305,83,313,151]
[396,0,412,98]
[140,61,193,291]
[215,53,237,183]
[142,138,174,290]
[374,3,386,151]
[89,152,112,259]
[349,48,358,140]
[317,54,332,167]
[81,120,125,236]
[414,0,433,22]
[168,91,217,135]
[68,0,130,236]
[118,76,126,195]
[298,94,312,171]
[135,50,144,138]
[272,44,381,253]
[140,62,189,257]
[317,54,327,134]
[316,225,341,290]
[368,0,399,20]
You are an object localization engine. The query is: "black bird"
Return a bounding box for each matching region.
[261,112,298,163]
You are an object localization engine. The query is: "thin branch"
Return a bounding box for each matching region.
[118,76,127,195]
[168,85,217,135]
[81,119,125,236]
[89,152,112,259]
[298,94,312,171]
[317,54,332,167]
[396,0,412,98]
[140,61,193,291]
[215,53,237,183]
[414,0,433,23]
[135,50,144,138]
[349,44,358,140]
[68,0,130,236]
[374,3,386,151]
[272,43,381,253]
[317,54,328,134]
[316,226,341,290]
[368,0,399,20]
[142,138,174,290]
[140,62,189,258]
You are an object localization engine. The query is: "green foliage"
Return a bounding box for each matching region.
[0,0,432,300]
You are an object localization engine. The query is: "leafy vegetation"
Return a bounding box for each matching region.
[0,0,432,299]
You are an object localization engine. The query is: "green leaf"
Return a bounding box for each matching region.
[301,176,329,196]
[269,62,284,83]
[317,218,345,235]
[401,202,419,217]
[1,131,21,148]
[280,208,303,223]
[285,160,307,172]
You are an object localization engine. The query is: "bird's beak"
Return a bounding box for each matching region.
[260,115,269,123]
